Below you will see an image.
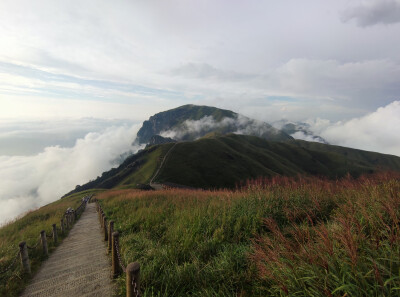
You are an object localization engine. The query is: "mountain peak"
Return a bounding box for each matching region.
[136,104,292,144]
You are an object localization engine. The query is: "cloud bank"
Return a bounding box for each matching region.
[0,118,138,156]
[0,123,142,225]
[308,101,400,156]
[1,1,400,122]
[160,114,282,141]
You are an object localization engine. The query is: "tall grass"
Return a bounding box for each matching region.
[0,190,97,297]
[96,172,400,296]
[252,173,400,296]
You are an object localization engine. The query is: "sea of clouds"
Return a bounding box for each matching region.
[0,120,142,226]
[303,101,400,156]
[1,101,399,226]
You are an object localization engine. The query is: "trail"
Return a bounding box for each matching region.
[20,203,114,297]
[149,142,178,190]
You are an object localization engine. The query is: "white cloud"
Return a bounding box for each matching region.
[160,116,237,139]
[0,123,143,225]
[1,1,400,122]
[160,114,281,140]
[290,131,326,144]
[308,101,400,156]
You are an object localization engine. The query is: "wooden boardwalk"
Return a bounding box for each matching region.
[20,203,114,297]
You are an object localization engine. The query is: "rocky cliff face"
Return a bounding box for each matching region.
[136,104,292,144]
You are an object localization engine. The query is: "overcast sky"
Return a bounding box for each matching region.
[1,0,400,122]
[1,0,400,224]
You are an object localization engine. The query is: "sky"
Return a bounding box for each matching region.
[0,0,400,224]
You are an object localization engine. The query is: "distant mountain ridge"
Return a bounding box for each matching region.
[136,104,292,144]
[66,133,400,194]
[63,104,400,196]
[272,120,328,143]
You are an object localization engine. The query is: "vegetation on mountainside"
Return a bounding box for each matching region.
[156,134,400,188]
[0,190,99,297]
[65,134,400,195]
[97,172,400,296]
[65,143,175,196]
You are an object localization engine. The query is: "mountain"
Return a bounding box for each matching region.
[272,120,328,143]
[136,104,292,144]
[147,135,176,147]
[66,133,400,194]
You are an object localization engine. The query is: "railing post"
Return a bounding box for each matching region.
[66,214,70,229]
[98,207,101,223]
[108,220,114,254]
[103,216,108,241]
[19,241,31,275]
[52,223,58,244]
[73,209,77,220]
[112,231,120,278]
[126,262,140,297]
[61,218,65,235]
[40,230,48,256]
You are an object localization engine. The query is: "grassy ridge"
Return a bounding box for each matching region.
[96,172,400,296]
[156,134,400,188]
[65,134,400,195]
[67,143,175,195]
[0,190,99,296]
[118,143,174,188]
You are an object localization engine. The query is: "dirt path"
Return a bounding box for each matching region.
[20,203,114,297]
[150,142,177,190]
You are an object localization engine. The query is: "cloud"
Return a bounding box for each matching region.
[0,123,143,225]
[160,116,236,139]
[0,118,138,156]
[308,101,400,156]
[160,114,281,140]
[1,1,400,122]
[171,63,255,81]
[341,0,400,27]
[290,131,326,144]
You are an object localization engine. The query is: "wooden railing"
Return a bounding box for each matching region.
[93,198,141,297]
[0,195,92,277]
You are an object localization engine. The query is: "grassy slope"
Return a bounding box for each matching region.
[156,134,400,188]
[97,173,400,296]
[67,134,400,194]
[65,143,175,195]
[117,144,174,188]
[0,189,100,296]
[290,139,400,168]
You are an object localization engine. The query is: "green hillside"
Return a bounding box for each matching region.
[155,134,400,188]
[67,134,400,194]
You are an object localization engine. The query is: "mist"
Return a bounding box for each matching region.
[0,122,142,226]
[160,114,280,140]
[307,101,400,156]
